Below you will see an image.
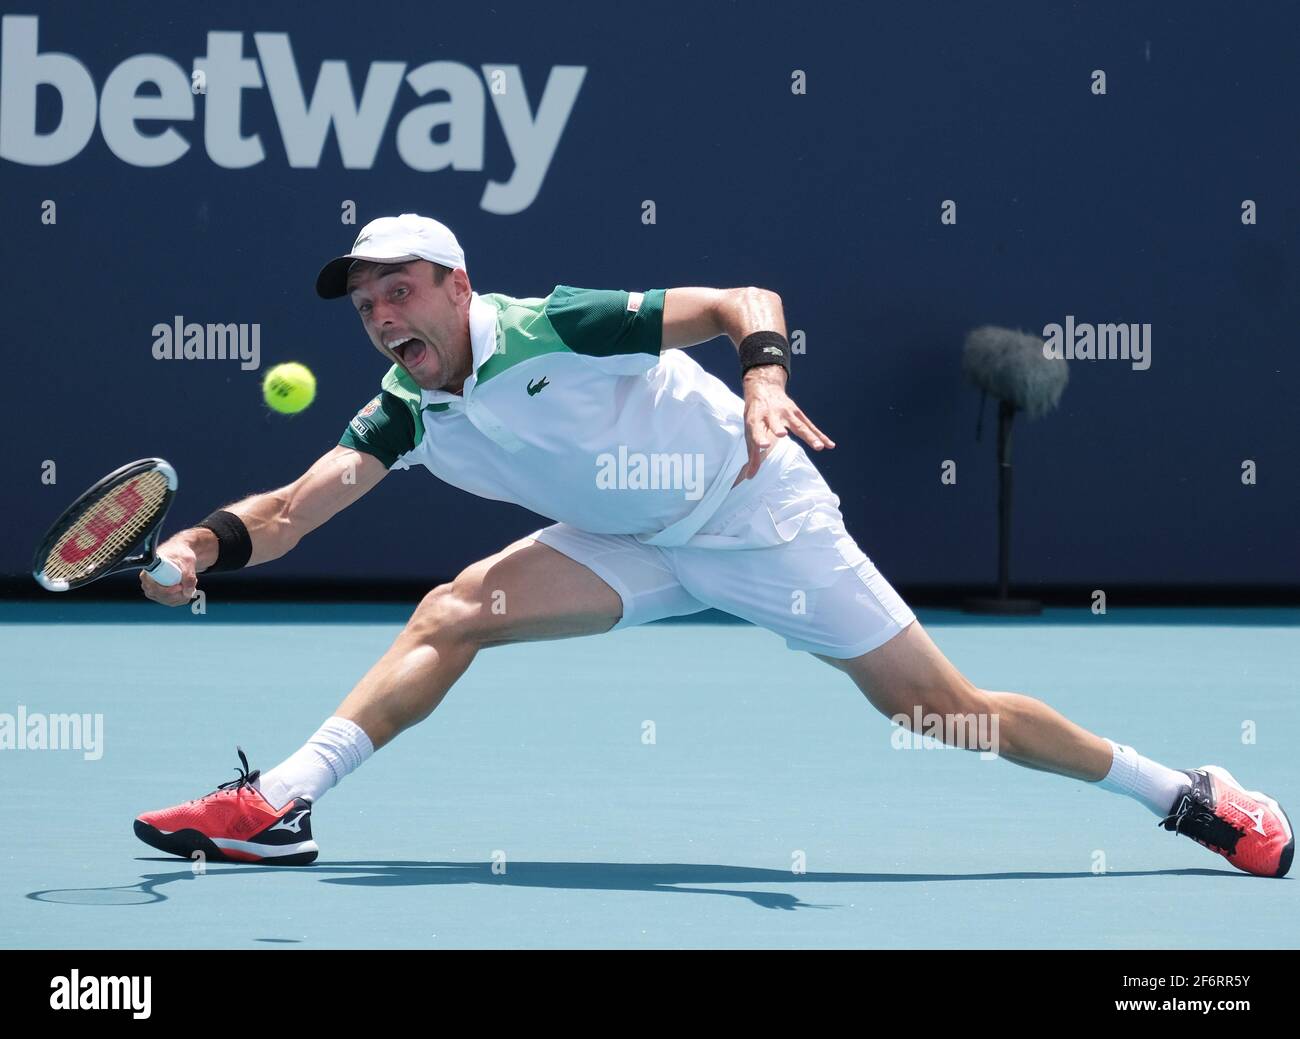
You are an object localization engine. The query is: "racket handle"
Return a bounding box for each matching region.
[146,556,182,586]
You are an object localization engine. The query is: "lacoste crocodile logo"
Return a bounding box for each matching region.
[527,377,550,396]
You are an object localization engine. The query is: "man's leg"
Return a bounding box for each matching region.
[816,622,1300,877]
[675,443,1289,875]
[818,620,1199,823]
[674,442,1188,809]
[816,621,1112,780]
[254,534,622,808]
[670,444,1185,809]
[337,534,623,748]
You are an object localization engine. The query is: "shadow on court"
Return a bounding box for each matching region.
[27,861,1249,913]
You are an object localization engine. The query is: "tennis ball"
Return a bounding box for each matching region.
[262,362,316,414]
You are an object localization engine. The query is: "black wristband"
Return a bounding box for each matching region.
[738,330,791,380]
[196,510,253,572]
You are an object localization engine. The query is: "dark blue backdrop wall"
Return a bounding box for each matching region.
[4,1,1297,591]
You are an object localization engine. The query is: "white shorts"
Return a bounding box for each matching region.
[532,438,915,658]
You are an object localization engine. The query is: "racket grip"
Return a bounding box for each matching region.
[146,556,182,586]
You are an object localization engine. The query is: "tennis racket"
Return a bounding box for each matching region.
[32,458,182,592]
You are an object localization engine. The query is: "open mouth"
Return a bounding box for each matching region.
[387,336,427,368]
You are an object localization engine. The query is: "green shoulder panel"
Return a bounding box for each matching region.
[337,390,418,468]
[475,291,571,386]
[375,366,451,445]
[379,365,427,446]
[543,285,665,358]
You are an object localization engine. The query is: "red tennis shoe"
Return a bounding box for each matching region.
[1160,766,1293,878]
[134,748,318,865]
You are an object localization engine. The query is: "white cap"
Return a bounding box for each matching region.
[315,213,467,299]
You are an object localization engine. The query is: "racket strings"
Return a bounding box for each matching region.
[41,469,170,582]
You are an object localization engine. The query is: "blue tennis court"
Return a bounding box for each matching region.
[3,604,1294,949]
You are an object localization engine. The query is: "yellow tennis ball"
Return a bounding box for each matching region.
[262,362,316,414]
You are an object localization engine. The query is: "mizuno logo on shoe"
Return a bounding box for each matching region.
[1227,801,1267,836]
[270,809,309,834]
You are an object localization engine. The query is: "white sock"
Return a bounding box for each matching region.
[255,717,375,810]
[1094,738,1191,817]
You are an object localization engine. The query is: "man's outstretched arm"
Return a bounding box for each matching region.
[662,286,835,481]
[140,446,388,606]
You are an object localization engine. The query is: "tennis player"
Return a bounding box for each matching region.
[134,214,1292,878]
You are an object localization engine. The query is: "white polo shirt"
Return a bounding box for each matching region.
[340,286,751,545]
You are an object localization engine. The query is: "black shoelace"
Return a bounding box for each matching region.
[1158,791,1243,853]
[215,747,261,793]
